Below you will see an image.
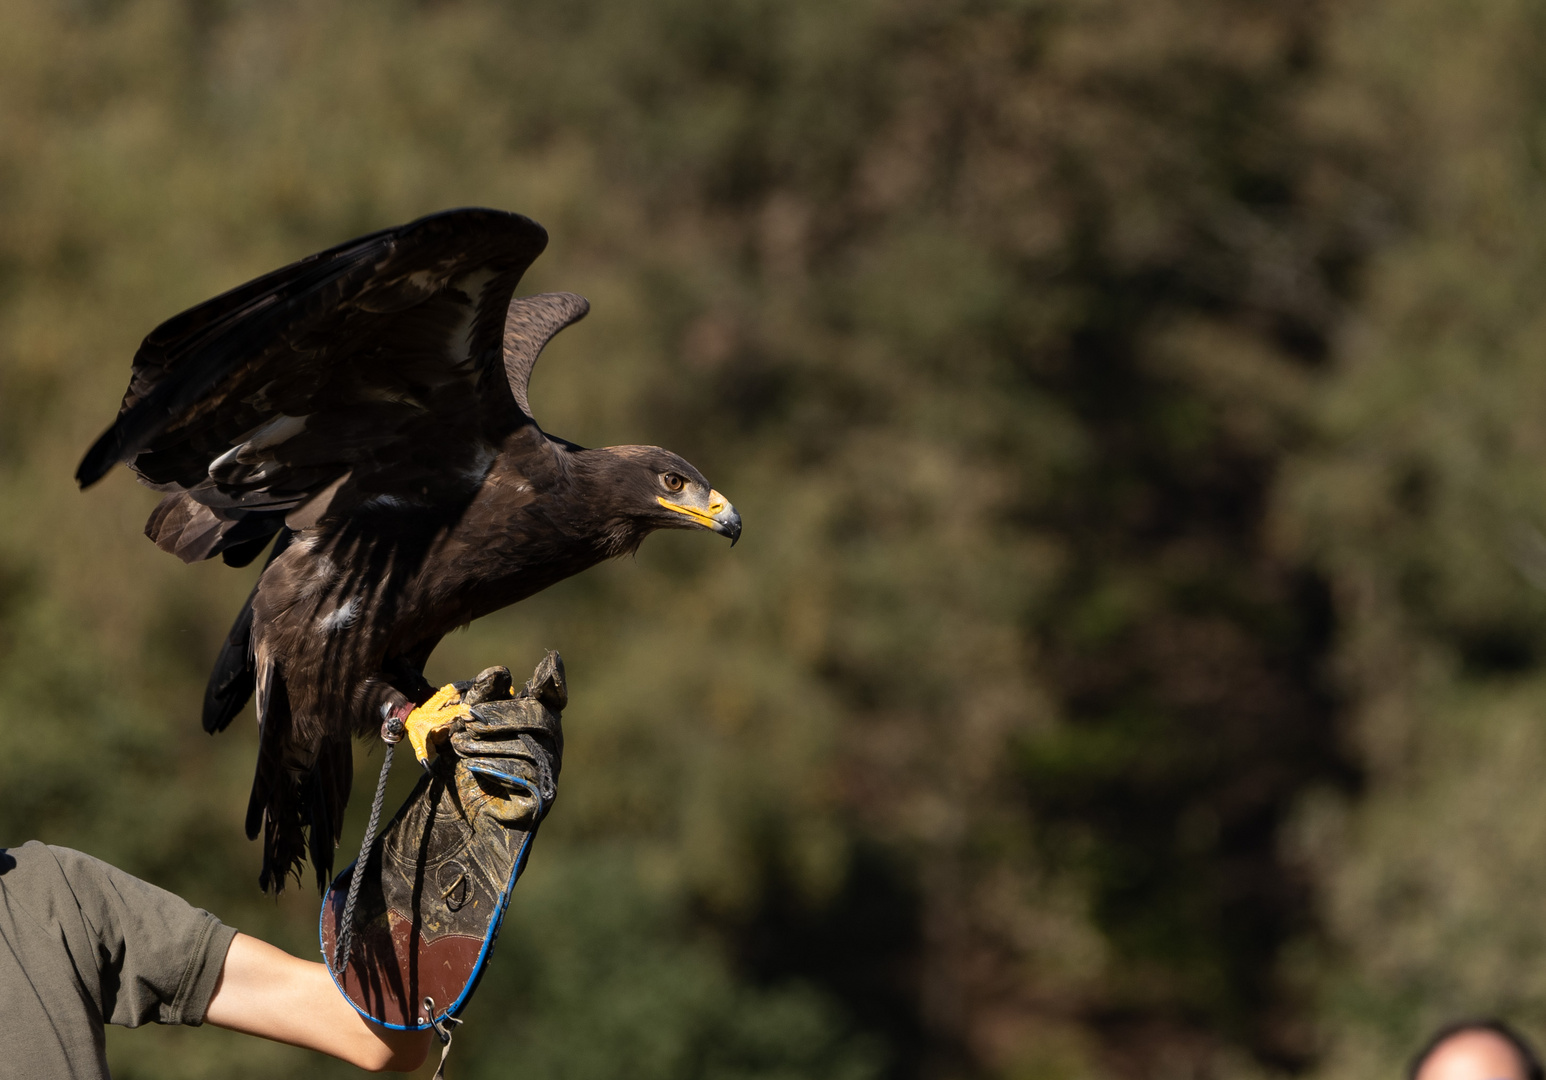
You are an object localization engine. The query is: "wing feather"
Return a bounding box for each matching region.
[502,292,591,418]
[77,207,563,563]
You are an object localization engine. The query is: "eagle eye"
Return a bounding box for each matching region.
[661,472,686,494]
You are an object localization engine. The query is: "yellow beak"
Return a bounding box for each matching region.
[658,489,742,544]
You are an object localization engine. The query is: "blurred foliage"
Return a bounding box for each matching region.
[4,0,1546,1077]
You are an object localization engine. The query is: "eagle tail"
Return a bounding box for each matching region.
[203,530,292,734]
[305,739,353,895]
[247,665,307,893]
[246,659,355,895]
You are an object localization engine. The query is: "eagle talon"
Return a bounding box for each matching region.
[404,683,474,767]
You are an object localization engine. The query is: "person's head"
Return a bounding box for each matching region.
[1410,1020,1544,1080]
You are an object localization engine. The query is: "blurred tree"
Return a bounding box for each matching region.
[1281,0,1546,1074]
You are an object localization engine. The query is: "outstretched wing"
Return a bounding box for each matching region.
[76,207,586,563]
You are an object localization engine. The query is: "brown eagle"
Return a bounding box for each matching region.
[77,208,741,893]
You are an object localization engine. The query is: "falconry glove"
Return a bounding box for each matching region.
[320,651,566,1073]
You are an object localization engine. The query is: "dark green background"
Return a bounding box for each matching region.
[0,1,1542,1076]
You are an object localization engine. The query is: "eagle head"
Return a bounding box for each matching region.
[584,445,742,552]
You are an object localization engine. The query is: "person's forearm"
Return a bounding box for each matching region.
[204,932,432,1072]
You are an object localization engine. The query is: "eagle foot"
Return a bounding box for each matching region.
[404,683,475,767]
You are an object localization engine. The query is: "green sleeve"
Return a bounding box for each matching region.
[41,844,238,1028]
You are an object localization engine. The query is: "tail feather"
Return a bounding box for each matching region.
[247,663,308,893]
[304,739,353,894]
[245,659,356,895]
[257,791,308,895]
[203,530,292,734]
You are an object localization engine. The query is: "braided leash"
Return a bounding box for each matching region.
[330,713,404,977]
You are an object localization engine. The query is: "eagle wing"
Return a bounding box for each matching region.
[76,207,588,565]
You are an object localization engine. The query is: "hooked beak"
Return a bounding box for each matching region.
[658,488,743,546]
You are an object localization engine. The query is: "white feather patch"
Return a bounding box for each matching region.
[210,414,310,476]
[320,597,359,633]
[245,413,310,451]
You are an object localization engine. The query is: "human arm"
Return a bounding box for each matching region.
[205,932,432,1073]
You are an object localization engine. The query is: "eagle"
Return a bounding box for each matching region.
[76,208,741,893]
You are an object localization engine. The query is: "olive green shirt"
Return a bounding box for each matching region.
[0,842,236,1079]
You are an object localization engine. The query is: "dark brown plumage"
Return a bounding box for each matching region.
[77,208,741,893]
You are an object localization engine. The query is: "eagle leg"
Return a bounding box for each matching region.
[403,683,474,767]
